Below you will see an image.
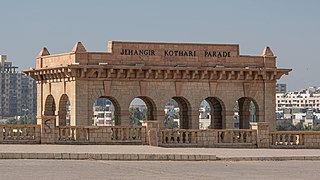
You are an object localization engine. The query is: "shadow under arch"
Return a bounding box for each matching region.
[205,97,226,129]
[58,94,70,126]
[172,96,192,129]
[136,96,157,121]
[44,95,56,116]
[238,97,259,129]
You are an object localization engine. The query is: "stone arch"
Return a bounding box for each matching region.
[205,97,226,129]
[172,96,192,129]
[238,97,259,129]
[137,96,157,121]
[44,95,56,116]
[58,94,70,126]
[93,96,121,126]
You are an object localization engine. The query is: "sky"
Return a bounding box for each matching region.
[0,0,319,91]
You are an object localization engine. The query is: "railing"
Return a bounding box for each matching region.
[271,131,304,146]
[217,129,257,144]
[0,125,41,143]
[58,126,89,142]
[161,129,199,144]
[111,126,145,142]
[160,129,257,147]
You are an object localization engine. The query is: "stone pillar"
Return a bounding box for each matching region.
[120,110,130,126]
[156,110,166,129]
[190,110,199,129]
[250,122,270,148]
[225,111,234,129]
[142,121,160,146]
[41,116,57,144]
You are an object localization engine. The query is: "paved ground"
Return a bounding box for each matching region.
[1,144,320,158]
[0,160,319,180]
[1,144,320,161]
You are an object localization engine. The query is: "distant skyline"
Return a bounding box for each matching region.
[1,0,319,91]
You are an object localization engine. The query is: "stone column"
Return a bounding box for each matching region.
[250,122,270,148]
[225,110,234,129]
[41,116,57,144]
[120,110,130,126]
[141,121,160,146]
[190,110,199,129]
[156,110,166,129]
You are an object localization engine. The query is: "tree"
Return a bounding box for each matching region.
[6,117,18,124]
[129,107,145,126]
[164,112,179,129]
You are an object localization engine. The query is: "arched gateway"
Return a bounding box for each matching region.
[24,41,290,131]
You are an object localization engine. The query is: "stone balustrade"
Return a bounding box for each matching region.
[111,126,146,143]
[58,126,89,142]
[0,125,41,144]
[160,129,257,147]
[55,126,146,145]
[161,129,199,145]
[270,131,320,148]
[2,121,320,149]
[217,129,257,144]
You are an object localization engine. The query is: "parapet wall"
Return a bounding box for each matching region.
[36,41,276,69]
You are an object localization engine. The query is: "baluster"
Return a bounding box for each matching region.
[246,131,251,143]
[71,128,75,141]
[173,131,178,143]
[288,133,292,145]
[29,127,33,140]
[128,127,134,141]
[136,127,139,140]
[191,131,195,144]
[186,131,190,144]
[76,128,80,140]
[16,127,21,140]
[281,133,286,145]
[162,131,166,143]
[229,131,233,143]
[275,133,278,145]
[10,127,14,140]
[117,128,121,141]
[299,133,303,145]
[293,134,297,145]
[22,127,26,140]
[234,131,238,143]
[240,131,244,143]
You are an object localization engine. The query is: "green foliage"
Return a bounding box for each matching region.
[6,117,18,124]
[276,119,314,131]
[129,107,146,126]
[5,115,37,125]
[164,112,179,129]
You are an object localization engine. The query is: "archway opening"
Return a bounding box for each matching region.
[58,94,70,126]
[44,95,56,116]
[92,97,120,126]
[129,96,157,126]
[237,97,259,129]
[200,97,225,129]
[164,97,191,129]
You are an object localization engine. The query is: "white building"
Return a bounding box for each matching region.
[276,87,320,112]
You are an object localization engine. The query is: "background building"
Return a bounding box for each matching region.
[276,83,287,93]
[0,55,36,118]
[276,86,320,128]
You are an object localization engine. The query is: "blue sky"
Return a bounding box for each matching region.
[0,0,319,91]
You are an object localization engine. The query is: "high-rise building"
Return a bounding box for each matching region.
[0,55,36,117]
[276,83,287,93]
